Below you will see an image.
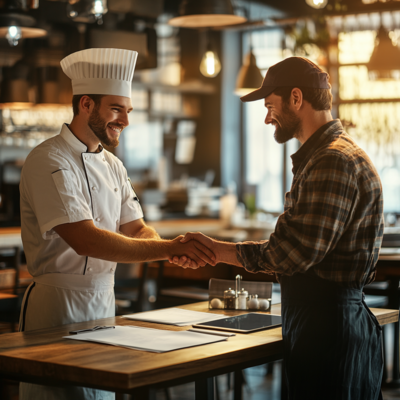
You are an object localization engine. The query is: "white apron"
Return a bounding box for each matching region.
[19,273,115,400]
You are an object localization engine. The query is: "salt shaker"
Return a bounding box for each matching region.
[248,294,259,310]
[238,288,248,310]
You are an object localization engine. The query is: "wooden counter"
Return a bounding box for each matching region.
[0,302,397,400]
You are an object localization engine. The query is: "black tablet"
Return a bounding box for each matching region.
[193,313,282,333]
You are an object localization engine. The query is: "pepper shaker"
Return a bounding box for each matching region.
[224,288,236,309]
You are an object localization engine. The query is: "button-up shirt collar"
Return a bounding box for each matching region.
[59,123,103,154]
[291,119,337,175]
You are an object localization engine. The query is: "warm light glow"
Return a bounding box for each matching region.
[338,31,400,99]
[94,0,104,15]
[234,88,255,96]
[6,26,21,47]
[305,0,328,9]
[200,50,221,78]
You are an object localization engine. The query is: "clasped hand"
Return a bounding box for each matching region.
[169,232,217,269]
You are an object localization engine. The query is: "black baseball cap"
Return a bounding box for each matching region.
[240,57,330,103]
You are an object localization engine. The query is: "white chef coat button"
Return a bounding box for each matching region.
[88,267,93,272]
[116,219,119,224]
[114,188,118,192]
[110,268,115,272]
[96,217,100,222]
[92,186,96,190]
[103,158,106,161]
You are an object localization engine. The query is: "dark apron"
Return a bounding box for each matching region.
[280,273,383,400]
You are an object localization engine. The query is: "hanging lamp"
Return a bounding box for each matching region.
[200,36,222,78]
[0,0,46,47]
[235,48,263,96]
[169,0,246,28]
[305,0,328,9]
[367,25,400,80]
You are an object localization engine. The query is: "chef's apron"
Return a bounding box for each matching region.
[280,272,383,400]
[18,273,115,400]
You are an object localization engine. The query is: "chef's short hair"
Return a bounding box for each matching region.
[72,94,104,116]
[273,87,332,111]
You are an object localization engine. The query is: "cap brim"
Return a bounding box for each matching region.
[240,86,275,103]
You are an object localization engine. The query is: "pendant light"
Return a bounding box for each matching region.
[67,0,108,25]
[367,25,400,80]
[235,17,263,96]
[0,1,47,47]
[169,0,246,28]
[235,48,263,96]
[200,43,221,78]
[305,0,328,9]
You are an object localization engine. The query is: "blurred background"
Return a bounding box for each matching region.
[1,0,400,398]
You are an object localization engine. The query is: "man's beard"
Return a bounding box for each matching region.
[273,102,302,144]
[88,106,123,148]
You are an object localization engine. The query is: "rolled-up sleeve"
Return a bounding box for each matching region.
[236,153,358,276]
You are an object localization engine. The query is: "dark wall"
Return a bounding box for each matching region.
[180,29,222,186]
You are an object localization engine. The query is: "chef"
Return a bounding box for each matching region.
[18,48,215,400]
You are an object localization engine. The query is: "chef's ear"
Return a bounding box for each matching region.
[80,95,95,115]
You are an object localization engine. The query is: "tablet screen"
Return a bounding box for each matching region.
[193,313,282,333]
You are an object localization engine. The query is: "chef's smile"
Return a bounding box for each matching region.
[107,123,124,136]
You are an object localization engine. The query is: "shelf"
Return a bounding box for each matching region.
[132,80,216,95]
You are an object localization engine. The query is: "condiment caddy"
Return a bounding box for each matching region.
[208,277,272,312]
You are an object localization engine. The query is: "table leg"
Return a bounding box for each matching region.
[234,370,243,400]
[131,387,157,400]
[195,377,214,400]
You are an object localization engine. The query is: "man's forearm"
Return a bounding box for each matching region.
[215,241,242,267]
[77,226,169,262]
[176,232,243,268]
[126,225,160,240]
[54,220,215,267]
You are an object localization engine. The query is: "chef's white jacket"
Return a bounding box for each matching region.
[20,123,143,278]
[18,123,144,400]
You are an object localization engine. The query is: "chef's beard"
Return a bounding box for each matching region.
[88,106,122,148]
[273,102,302,144]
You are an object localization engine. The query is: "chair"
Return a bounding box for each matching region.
[0,246,31,332]
[114,262,149,314]
[151,260,210,309]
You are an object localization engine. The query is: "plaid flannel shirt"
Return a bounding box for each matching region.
[237,120,384,289]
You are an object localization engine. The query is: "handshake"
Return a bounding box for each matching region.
[167,232,239,269]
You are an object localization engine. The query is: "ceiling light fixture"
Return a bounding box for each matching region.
[200,47,221,78]
[6,26,21,46]
[67,0,108,24]
[305,0,329,9]
[235,48,263,96]
[169,0,246,28]
[367,25,400,80]
[0,1,47,46]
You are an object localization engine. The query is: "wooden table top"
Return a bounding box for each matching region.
[0,302,397,393]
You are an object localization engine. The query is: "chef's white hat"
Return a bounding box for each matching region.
[60,48,138,98]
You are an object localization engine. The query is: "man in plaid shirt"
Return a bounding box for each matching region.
[173,57,384,400]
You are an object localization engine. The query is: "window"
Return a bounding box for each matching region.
[243,29,299,213]
[337,27,400,213]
